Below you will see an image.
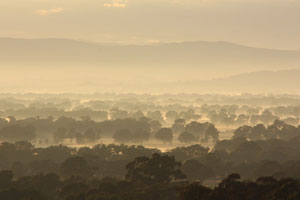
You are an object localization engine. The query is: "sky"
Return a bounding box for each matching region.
[1,0,300,49]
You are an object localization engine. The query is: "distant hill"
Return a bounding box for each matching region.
[1,38,300,75]
[1,38,300,93]
[173,69,300,93]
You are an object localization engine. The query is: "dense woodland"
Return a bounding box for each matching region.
[2,136,300,199]
[1,93,300,199]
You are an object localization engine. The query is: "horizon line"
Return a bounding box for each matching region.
[1,36,300,51]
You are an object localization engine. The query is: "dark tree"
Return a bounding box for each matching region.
[149,120,162,133]
[113,129,133,143]
[0,170,13,190]
[155,128,173,144]
[0,124,36,142]
[60,156,95,179]
[180,182,212,200]
[53,127,68,144]
[233,125,252,139]
[125,153,186,184]
[146,111,164,123]
[178,131,198,144]
[132,128,150,143]
[205,124,219,143]
[165,111,179,123]
[250,124,266,140]
[181,160,214,182]
[172,118,186,134]
[84,127,101,143]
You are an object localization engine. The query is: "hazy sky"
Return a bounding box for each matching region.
[1,0,300,49]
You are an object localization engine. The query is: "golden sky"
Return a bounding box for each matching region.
[1,0,300,49]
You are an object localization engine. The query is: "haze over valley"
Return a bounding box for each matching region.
[1,1,300,199]
[1,38,300,93]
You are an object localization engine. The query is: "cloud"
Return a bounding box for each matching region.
[36,8,64,16]
[147,39,161,44]
[104,0,128,8]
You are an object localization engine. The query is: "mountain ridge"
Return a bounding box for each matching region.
[1,38,300,51]
[1,38,300,81]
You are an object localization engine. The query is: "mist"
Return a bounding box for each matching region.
[1,0,300,199]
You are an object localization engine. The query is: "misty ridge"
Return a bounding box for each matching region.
[1,38,300,93]
[2,38,300,70]
[173,69,300,93]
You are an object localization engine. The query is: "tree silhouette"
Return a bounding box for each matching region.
[60,156,96,179]
[125,153,186,184]
[178,131,198,144]
[113,129,132,143]
[155,128,173,144]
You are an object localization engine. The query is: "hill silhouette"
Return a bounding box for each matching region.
[1,38,300,74]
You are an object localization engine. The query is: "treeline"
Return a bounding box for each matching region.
[1,171,299,199]
[1,113,299,145]
[1,95,300,128]
[207,107,300,126]
[232,119,300,140]
[0,114,300,146]
[181,174,300,200]
[0,116,219,145]
[0,148,300,200]
[0,121,300,199]
[0,107,201,125]
[1,93,300,107]
[2,127,300,183]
